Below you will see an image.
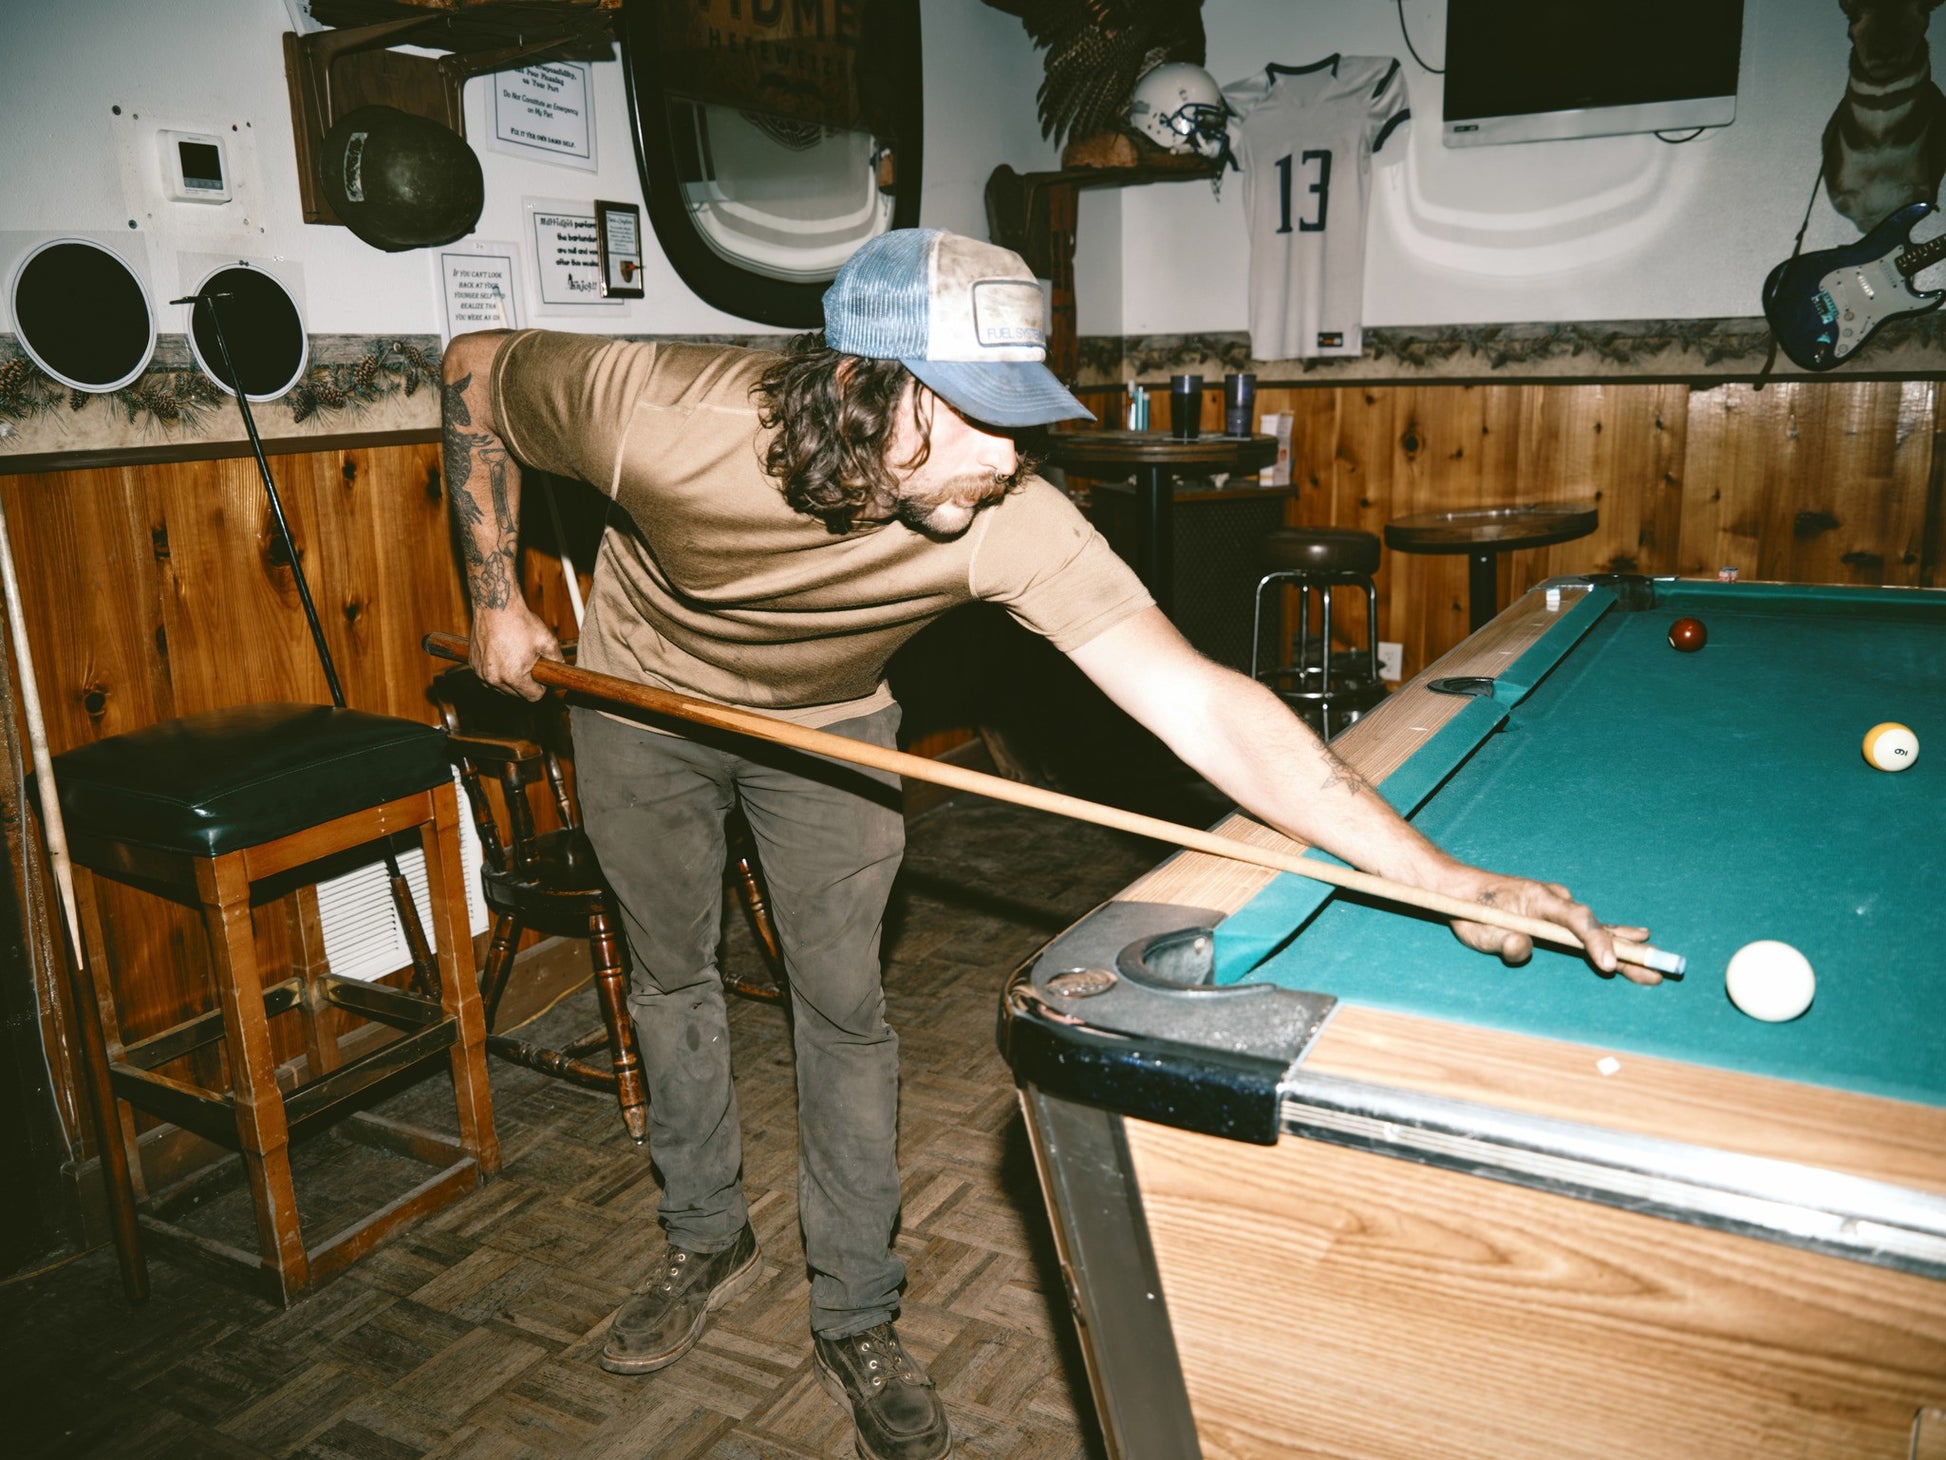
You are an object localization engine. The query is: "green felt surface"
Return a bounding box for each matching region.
[1224,581,1946,1109]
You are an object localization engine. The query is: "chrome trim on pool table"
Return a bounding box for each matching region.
[1278,1071,1946,1281]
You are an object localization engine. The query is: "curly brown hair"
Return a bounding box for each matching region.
[755,333,930,535]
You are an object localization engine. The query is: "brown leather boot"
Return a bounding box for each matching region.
[598,1224,760,1374]
[813,1321,952,1460]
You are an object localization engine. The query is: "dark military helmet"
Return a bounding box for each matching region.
[318,105,484,252]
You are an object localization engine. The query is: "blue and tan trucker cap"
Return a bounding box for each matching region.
[823,229,1093,428]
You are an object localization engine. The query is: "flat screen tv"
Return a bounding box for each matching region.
[1442,0,1745,148]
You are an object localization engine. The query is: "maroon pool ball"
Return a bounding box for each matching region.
[1668,617,1707,652]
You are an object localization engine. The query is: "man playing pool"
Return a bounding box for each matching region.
[441,227,1643,1460]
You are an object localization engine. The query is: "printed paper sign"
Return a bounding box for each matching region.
[493,63,597,171]
[438,248,519,335]
[527,203,617,307]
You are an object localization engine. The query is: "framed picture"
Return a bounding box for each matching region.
[594,199,646,300]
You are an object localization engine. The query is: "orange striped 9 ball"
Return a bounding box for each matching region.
[1862,722,1918,772]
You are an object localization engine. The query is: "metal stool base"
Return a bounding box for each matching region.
[1251,569,1383,743]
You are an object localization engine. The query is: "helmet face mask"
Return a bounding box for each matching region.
[1126,62,1232,162]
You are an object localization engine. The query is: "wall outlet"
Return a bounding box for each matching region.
[1378,641,1404,682]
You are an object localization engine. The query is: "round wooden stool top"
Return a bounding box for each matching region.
[1260,526,1381,577]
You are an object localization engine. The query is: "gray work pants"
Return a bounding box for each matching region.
[570,705,906,1338]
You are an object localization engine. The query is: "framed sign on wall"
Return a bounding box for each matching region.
[594,200,644,300]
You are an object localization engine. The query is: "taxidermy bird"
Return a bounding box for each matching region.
[983,0,1209,148]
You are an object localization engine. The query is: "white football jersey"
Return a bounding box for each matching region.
[1224,56,1411,360]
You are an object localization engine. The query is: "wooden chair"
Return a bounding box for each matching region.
[52,703,498,1307]
[431,668,784,1146]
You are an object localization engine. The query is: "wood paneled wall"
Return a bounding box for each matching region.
[0,436,504,1175]
[1074,378,1945,682]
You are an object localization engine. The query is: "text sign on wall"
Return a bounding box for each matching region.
[493,62,597,171]
[438,249,520,336]
[526,201,619,307]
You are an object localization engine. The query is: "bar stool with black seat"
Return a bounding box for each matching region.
[431,668,786,1147]
[1250,526,1388,741]
[54,702,498,1307]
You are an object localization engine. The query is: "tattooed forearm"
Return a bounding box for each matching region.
[440,372,473,497]
[440,366,522,611]
[449,483,517,609]
[1318,753,1374,799]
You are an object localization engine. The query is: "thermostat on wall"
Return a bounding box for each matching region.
[158,129,231,203]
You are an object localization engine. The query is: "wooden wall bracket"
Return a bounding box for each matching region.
[284,19,468,228]
[986,155,1221,382]
[284,4,618,228]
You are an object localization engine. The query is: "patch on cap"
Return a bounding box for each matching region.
[921,234,1046,363]
[971,280,1044,349]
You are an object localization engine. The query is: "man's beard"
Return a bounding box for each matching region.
[894,450,1044,538]
[894,491,983,538]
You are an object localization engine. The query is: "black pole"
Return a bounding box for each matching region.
[176,291,439,996]
[177,292,346,708]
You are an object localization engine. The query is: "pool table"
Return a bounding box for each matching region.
[999,576,1946,1460]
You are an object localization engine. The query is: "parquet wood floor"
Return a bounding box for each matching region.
[1,796,1183,1459]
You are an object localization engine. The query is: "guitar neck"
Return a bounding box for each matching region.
[1896,231,1946,279]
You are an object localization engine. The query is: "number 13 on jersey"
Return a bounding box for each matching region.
[1274,150,1332,233]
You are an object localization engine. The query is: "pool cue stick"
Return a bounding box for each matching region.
[541,483,586,629]
[184,289,441,998]
[0,496,147,1297]
[423,632,1685,978]
[0,496,80,958]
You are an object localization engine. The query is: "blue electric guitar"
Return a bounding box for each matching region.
[1763,201,1946,370]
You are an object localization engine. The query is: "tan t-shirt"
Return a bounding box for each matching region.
[490,330,1152,726]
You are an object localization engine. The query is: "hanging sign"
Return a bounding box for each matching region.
[492,62,597,171]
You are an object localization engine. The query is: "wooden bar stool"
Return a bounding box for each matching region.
[431,668,785,1146]
[1250,527,1388,741]
[53,703,498,1307]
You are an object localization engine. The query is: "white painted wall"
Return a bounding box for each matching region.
[1109,0,1946,333]
[0,0,1056,338]
[4,0,1932,345]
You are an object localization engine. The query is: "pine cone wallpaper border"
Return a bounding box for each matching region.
[4,314,1941,458]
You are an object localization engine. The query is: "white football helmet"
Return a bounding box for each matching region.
[1126,62,1232,162]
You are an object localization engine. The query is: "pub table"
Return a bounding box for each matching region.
[1043,431,1280,614]
[1384,501,1599,631]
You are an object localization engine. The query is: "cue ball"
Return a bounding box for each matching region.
[1667,617,1707,652]
[1724,940,1816,1022]
[1862,721,1919,772]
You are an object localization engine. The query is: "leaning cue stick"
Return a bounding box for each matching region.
[0,496,81,958]
[423,632,1686,979]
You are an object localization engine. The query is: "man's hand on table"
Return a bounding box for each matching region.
[1432,861,1657,984]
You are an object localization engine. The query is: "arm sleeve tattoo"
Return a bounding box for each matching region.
[442,370,520,610]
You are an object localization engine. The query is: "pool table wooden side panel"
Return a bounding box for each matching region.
[1306,1006,1946,1197]
[1123,1115,1946,1460]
